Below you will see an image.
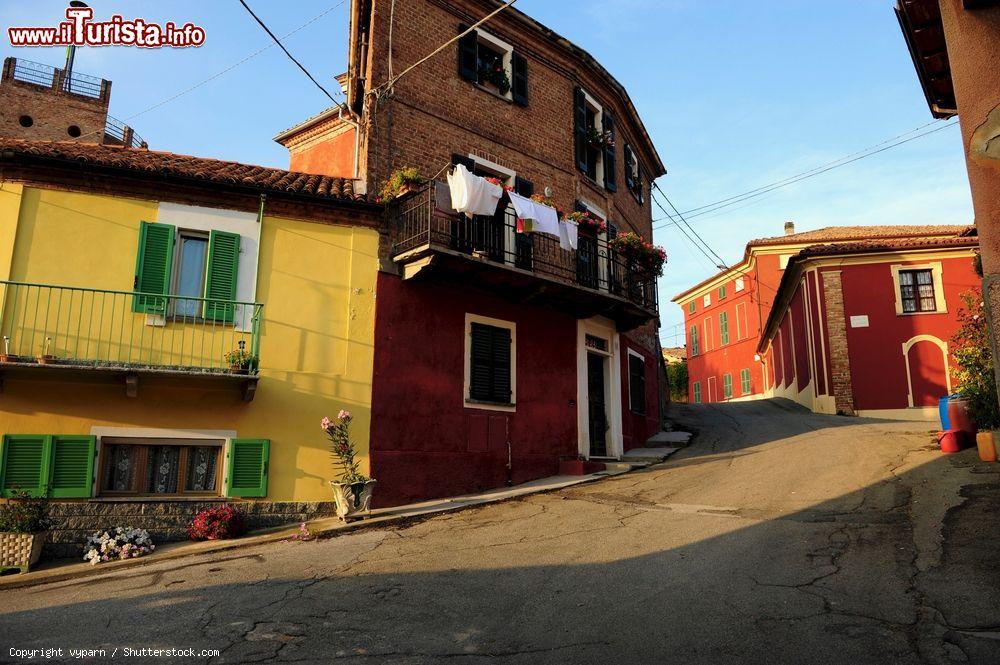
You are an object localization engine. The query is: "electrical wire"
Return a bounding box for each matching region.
[238,0,339,103]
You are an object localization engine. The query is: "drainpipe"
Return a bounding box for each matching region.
[338,105,362,181]
[256,193,266,224]
[506,417,513,487]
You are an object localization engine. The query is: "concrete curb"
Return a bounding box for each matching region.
[0,449,682,591]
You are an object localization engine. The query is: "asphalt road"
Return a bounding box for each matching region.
[4,399,1000,664]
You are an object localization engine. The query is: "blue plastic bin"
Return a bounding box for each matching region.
[940,395,959,431]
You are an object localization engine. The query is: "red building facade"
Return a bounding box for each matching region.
[278,0,668,506]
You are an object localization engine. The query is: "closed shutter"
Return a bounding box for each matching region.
[513,177,533,197]
[469,323,512,403]
[512,53,529,106]
[49,435,96,498]
[133,221,175,314]
[452,153,476,172]
[724,374,733,399]
[573,87,588,173]
[458,24,478,81]
[720,312,730,345]
[490,326,512,402]
[629,354,646,414]
[624,146,636,191]
[603,113,617,192]
[227,439,270,498]
[690,326,699,355]
[203,230,240,323]
[0,435,50,498]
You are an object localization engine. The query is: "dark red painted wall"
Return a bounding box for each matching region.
[371,272,577,507]
[790,289,811,394]
[620,337,661,449]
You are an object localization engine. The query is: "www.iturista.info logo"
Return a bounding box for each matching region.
[8,6,206,48]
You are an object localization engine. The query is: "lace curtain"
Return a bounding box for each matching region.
[186,446,218,492]
[146,446,180,494]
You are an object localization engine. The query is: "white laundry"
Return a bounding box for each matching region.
[447,164,503,216]
[508,192,561,239]
[559,219,579,251]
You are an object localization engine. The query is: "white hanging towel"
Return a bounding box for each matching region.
[508,191,561,239]
[559,219,579,251]
[447,164,503,216]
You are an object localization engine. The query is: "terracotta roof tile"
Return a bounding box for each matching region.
[796,235,978,257]
[0,138,368,204]
[750,224,970,246]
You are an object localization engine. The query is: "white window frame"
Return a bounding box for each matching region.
[890,262,947,315]
[467,154,517,266]
[582,89,606,186]
[474,29,514,102]
[464,313,517,412]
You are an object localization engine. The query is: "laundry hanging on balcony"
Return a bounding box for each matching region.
[559,219,579,251]
[508,191,560,239]
[447,164,504,216]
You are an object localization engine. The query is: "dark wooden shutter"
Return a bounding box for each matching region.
[469,323,512,403]
[451,153,476,171]
[458,24,478,82]
[573,87,588,173]
[490,326,512,402]
[514,177,534,197]
[49,435,96,498]
[625,146,636,191]
[133,221,174,314]
[512,53,529,106]
[629,354,646,415]
[603,112,617,192]
[203,230,240,323]
[0,435,50,497]
[227,439,270,498]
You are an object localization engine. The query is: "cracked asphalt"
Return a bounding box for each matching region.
[4,399,1000,664]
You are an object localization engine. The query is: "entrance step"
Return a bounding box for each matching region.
[622,446,682,463]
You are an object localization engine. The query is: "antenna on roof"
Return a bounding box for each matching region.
[64,1,89,93]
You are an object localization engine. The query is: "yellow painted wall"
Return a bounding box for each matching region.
[0,185,379,502]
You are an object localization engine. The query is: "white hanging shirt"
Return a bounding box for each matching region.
[447,164,503,216]
[508,192,561,239]
[559,219,579,251]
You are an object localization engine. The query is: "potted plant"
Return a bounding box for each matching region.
[188,505,247,541]
[0,491,50,574]
[83,527,155,565]
[610,232,667,278]
[951,289,999,462]
[378,167,426,202]
[567,210,607,236]
[586,126,614,151]
[477,55,511,95]
[36,337,56,365]
[323,410,376,522]
[225,340,258,374]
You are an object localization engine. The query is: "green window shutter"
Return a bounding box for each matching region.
[690,326,699,356]
[741,368,752,395]
[227,439,270,498]
[49,435,96,498]
[689,301,696,314]
[1,435,51,498]
[723,374,733,399]
[720,312,730,345]
[203,230,240,323]
[693,382,701,404]
[133,221,175,314]
[512,52,529,106]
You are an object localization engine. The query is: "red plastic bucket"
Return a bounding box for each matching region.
[939,429,966,454]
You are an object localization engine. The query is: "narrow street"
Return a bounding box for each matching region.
[5,399,1000,664]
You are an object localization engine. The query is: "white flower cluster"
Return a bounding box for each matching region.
[83,527,155,565]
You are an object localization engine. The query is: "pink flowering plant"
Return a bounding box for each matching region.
[83,527,154,565]
[323,410,368,484]
[610,232,667,277]
[188,505,247,541]
[567,210,607,235]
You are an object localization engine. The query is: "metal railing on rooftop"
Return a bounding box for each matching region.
[9,58,106,100]
[0,281,263,374]
[104,115,147,149]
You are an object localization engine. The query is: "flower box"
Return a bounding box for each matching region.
[0,531,46,574]
[330,480,377,522]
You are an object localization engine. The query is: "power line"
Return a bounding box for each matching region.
[653,184,729,269]
[238,0,339,103]
[651,188,722,269]
[652,119,960,230]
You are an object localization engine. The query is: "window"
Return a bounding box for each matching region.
[703,294,711,308]
[736,303,748,341]
[457,26,527,106]
[101,442,222,496]
[718,285,727,300]
[735,277,745,292]
[741,368,752,395]
[899,269,937,313]
[704,318,714,353]
[688,301,696,314]
[693,381,702,404]
[720,311,730,345]
[723,373,733,399]
[573,87,616,191]
[174,232,209,317]
[624,144,645,204]
[628,352,647,415]
[467,319,514,405]
[689,325,699,356]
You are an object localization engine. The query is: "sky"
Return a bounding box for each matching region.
[0,1,975,349]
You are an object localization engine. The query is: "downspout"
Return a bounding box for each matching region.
[338,105,362,180]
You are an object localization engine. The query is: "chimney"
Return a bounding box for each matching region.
[784,221,796,236]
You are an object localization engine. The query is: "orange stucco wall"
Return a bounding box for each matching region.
[288,128,357,178]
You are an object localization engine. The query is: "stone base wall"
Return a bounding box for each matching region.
[43,501,338,560]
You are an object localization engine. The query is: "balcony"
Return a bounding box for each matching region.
[0,281,263,401]
[386,184,659,330]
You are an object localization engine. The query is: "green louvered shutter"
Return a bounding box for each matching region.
[49,435,96,498]
[133,221,175,314]
[227,439,269,498]
[0,435,50,498]
[203,230,240,323]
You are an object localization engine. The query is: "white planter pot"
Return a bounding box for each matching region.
[0,531,46,574]
[330,480,377,522]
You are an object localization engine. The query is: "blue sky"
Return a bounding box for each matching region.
[0,1,974,348]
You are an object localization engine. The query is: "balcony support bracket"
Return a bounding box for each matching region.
[242,379,257,403]
[124,372,139,398]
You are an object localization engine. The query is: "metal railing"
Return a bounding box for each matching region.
[104,115,147,149]
[9,58,106,100]
[387,184,659,315]
[0,281,263,374]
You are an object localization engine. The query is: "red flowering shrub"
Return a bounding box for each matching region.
[188,505,248,541]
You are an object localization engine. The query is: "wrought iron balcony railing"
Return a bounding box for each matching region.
[0,281,263,375]
[387,184,659,317]
[7,58,107,100]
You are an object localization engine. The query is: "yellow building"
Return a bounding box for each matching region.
[0,138,382,554]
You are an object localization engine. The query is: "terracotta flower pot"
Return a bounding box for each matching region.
[330,480,377,522]
[0,531,46,574]
[976,430,998,463]
[36,355,56,365]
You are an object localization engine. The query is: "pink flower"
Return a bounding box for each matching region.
[321,417,332,430]
[338,410,352,422]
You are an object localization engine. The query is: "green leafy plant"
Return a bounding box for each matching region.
[667,360,689,402]
[567,210,607,235]
[610,232,668,277]
[323,410,368,484]
[378,167,426,202]
[477,56,511,95]
[224,340,258,372]
[952,289,1000,430]
[0,491,51,533]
